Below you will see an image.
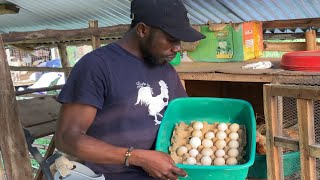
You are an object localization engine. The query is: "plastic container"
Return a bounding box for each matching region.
[169,52,181,66]
[155,97,256,180]
[281,50,320,72]
[247,152,300,178]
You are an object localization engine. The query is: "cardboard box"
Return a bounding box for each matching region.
[187,21,263,62]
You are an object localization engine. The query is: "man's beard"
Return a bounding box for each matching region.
[140,31,172,66]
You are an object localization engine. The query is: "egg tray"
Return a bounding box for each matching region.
[169,121,247,166]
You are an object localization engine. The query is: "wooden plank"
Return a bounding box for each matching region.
[263,33,320,40]
[0,36,33,179]
[297,99,316,180]
[305,30,318,51]
[274,136,299,151]
[26,121,57,139]
[309,144,320,158]
[17,96,61,127]
[2,24,130,45]
[89,20,101,49]
[268,84,320,100]
[263,84,283,180]
[264,42,307,52]
[57,43,70,77]
[15,85,63,96]
[263,18,320,29]
[10,66,72,72]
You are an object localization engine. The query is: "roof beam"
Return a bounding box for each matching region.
[263,18,320,30]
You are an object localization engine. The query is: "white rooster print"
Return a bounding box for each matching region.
[135,80,169,125]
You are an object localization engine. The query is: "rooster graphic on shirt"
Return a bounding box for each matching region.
[135,80,169,125]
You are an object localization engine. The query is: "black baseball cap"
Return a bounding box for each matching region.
[130,0,206,42]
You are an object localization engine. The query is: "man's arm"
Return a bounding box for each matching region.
[55,103,187,179]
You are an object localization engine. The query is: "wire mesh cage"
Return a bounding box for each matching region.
[263,77,320,180]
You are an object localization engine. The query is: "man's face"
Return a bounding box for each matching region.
[139,27,181,66]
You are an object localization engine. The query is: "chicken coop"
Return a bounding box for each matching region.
[1,0,320,180]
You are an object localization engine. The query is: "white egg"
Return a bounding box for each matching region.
[202,139,213,148]
[191,130,203,137]
[205,132,215,140]
[200,156,212,165]
[229,123,240,132]
[218,123,228,131]
[216,131,227,140]
[227,148,239,157]
[189,137,201,149]
[215,139,227,149]
[176,146,188,156]
[189,149,199,157]
[228,132,239,140]
[213,157,225,166]
[228,140,239,149]
[215,149,226,157]
[193,121,203,130]
[186,157,197,165]
[226,157,238,165]
[201,147,213,156]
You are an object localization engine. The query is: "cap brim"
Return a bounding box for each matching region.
[162,26,206,42]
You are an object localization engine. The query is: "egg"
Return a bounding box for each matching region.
[186,157,197,165]
[215,149,226,157]
[200,156,212,165]
[229,132,239,140]
[205,132,215,140]
[192,130,203,137]
[213,157,225,166]
[228,140,239,149]
[229,123,240,132]
[176,146,188,156]
[189,149,199,157]
[226,157,238,165]
[216,131,227,140]
[201,147,213,156]
[189,137,201,149]
[202,139,213,148]
[215,139,227,149]
[227,148,239,157]
[217,123,228,131]
[193,121,203,130]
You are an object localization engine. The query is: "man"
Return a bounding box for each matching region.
[55,0,206,179]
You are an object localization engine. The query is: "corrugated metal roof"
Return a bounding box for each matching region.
[0,0,320,33]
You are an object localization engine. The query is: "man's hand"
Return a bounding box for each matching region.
[131,150,187,180]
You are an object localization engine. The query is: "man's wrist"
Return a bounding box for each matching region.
[124,147,134,166]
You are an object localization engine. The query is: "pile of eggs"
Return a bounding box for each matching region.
[169,121,246,166]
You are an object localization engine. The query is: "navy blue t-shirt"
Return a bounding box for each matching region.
[57,43,187,179]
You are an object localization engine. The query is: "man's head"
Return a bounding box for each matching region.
[130,0,206,65]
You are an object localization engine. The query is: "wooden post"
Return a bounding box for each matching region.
[0,36,33,179]
[297,99,317,180]
[89,20,101,50]
[305,30,317,51]
[263,85,283,180]
[57,43,70,78]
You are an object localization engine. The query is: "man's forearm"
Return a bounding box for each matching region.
[56,133,128,165]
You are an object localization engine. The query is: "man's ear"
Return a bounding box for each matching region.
[136,22,150,38]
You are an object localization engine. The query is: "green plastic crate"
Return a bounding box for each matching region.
[247,152,300,178]
[156,97,256,180]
